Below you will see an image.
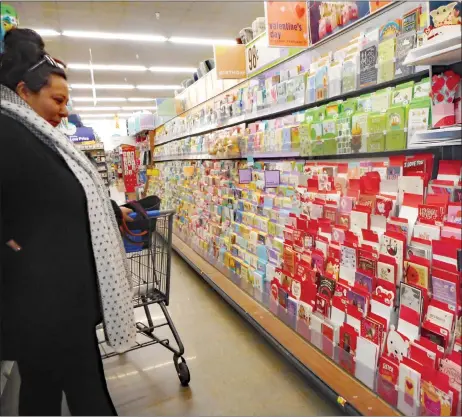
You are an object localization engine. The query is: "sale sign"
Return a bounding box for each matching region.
[265,1,309,47]
[121,145,137,193]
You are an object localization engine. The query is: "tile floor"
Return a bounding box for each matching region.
[103,253,340,416]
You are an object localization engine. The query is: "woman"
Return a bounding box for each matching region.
[0,28,135,415]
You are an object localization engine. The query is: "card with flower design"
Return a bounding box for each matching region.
[403,259,429,290]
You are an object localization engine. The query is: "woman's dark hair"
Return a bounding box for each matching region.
[0,28,67,92]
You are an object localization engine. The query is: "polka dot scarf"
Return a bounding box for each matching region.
[1,86,135,352]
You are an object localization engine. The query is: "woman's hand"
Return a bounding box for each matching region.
[120,206,134,222]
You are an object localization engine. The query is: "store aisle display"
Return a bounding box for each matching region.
[145,2,462,416]
[102,253,339,416]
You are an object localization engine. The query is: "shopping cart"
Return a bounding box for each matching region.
[98,209,191,387]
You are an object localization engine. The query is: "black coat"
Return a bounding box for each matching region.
[0,114,115,361]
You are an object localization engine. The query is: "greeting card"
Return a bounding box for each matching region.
[420,372,453,417]
[377,254,397,284]
[355,336,379,389]
[398,358,422,416]
[355,270,375,294]
[403,256,430,290]
[378,354,399,406]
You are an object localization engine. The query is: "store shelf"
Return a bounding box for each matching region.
[172,234,400,417]
[408,126,462,149]
[154,71,429,147]
[403,33,462,67]
[153,146,454,163]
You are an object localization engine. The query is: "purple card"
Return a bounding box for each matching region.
[354,271,374,294]
[432,276,457,308]
[264,170,280,188]
[347,289,367,313]
[239,169,252,184]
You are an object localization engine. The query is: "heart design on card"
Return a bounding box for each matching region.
[271,283,278,300]
[446,75,459,91]
[295,3,306,18]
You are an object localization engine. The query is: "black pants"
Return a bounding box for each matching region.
[16,332,117,416]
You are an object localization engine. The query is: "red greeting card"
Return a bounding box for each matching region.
[315,293,331,318]
[361,315,384,347]
[377,354,399,406]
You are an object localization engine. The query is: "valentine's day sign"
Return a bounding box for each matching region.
[265,1,309,47]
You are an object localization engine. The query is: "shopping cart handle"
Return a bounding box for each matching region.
[128,209,176,219]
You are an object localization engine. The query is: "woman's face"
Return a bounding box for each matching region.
[17,74,69,127]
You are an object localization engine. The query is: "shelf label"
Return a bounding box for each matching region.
[246,33,298,77]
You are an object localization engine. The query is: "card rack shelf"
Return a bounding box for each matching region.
[154,70,430,148]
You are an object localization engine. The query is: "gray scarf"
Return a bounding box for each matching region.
[1,85,135,351]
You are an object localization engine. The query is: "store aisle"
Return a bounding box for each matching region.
[102,253,340,416]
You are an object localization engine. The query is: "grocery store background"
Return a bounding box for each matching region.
[11,1,266,149]
[2,1,461,416]
[2,1,341,415]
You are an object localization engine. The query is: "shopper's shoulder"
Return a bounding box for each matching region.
[0,113,41,147]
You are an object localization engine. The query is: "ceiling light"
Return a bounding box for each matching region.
[62,30,167,42]
[33,29,61,37]
[136,85,180,90]
[127,98,156,102]
[121,106,157,110]
[79,113,134,118]
[169,36,236,46]
[72,97,128,102]
[68,63,147,72]
[74,106,121,111]
[70,84,135,90]
[149,66,196,73]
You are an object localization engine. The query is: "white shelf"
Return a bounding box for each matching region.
[404,32,462,67]
[408,126,462,148]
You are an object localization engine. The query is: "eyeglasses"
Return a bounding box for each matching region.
[27,55,64,73]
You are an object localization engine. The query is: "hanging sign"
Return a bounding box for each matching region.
[121,145,137,193]
[68,126,96,143]
[214,44,247,79]
[265,1,309,47]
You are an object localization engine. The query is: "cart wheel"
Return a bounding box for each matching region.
[177,362,190,386]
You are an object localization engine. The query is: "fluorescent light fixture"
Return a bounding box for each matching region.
[74,106,121,111]
[68,63,147,72]
[121,106,157,110]
[70,84,135,90]
[80,113,134,118]
[149,66,196,73]
[169,36,236,46]
[127,97,156,102]
[72,97,128,102]
[62,30,167,42]
[33,29,61,37]
[136,85,180,90]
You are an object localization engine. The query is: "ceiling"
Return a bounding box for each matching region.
[10,1,264,118]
